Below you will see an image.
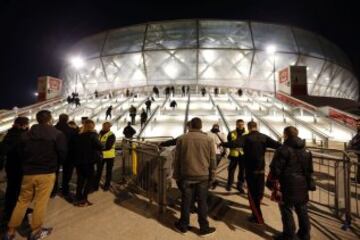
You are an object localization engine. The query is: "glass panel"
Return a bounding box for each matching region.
[318,36,351,68]
[198,50,253,86]
[102,53,146,88]
[144,49,196,85]
[247,51,275,91]
[102,25,145,55]
[70,33,106,59]
[315,62,338,96]
[251,22,297,52]
[199,20,253,49]
[292,27,324,59]
[144,20,197,50]
[75,59,107,94]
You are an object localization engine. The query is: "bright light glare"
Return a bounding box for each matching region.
[266,45,277,55]
[34,92,39,97]
[70,56,85,69]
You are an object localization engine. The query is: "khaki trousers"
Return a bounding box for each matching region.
[8,173,55,232]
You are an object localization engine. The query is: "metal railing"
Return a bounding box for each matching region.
[117,139,167,213]
[116,138,359,227]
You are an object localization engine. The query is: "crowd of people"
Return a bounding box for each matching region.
[2,91,359,239]
[0,111,117,240]
[172,117,315,239]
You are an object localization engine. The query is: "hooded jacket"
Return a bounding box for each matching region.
[270,137,313,204]
[22,124,67,175]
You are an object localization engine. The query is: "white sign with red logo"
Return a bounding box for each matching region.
[37,76,63,101]
[278,67,290,94]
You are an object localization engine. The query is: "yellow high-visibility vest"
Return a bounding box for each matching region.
[229,130,246,157]
[100,131,116,159]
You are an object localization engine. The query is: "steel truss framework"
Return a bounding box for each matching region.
[61,19,358,100]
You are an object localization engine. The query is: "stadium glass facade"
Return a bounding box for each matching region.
[61,19,358,100]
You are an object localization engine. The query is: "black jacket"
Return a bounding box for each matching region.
[74,131,103,165]
[223,131,281,173]
[123,126,136,138]
[270,137,312,204]
[243,131,281,173]
[22,124,67,175]
[0,127,27,173]
[55,122,78,161]
[349,131,360,151]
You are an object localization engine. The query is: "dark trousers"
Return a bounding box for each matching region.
[105,113,111,120]
[357,156,360,183]
[4,171,22,221]
[178,180,209,230]
[279,202,310,240]
[130,115,136,125]
[95,158,114,189]
[246,173,265,224]
[62,161,74,195]
[227,156,245,188]
[146,106,151,113]
[52,167,60,195]
[76,164,95,201]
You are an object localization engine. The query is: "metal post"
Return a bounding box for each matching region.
[273,53,276,94]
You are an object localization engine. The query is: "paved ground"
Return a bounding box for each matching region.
[1,161,359,240]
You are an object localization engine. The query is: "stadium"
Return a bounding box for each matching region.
[61,19,358,100]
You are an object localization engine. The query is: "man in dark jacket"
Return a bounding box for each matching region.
[0,117,29,222]
[348,119,360,183]
[95,122,116,191]
[140,109,148,128]
[269,126,312,240]
[123,122,136,139]
[105,106,113,120]
[242,121,281,224]
[5,110,67,240]
[129,105,137,125]
[55,114,78,197]
[222,121,281,224]
[170,100,177,110]
[174,117,216,236]
[145,98,152,113]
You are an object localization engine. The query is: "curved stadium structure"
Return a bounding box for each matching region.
[62,19,358,100]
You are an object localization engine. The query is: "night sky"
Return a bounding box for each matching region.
[0,0,359,109]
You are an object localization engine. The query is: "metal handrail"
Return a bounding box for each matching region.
[249,94,330,145]
[183,93,190,133]
[208,93,230,132]
[229,93,282,140]
[137,105,160,138]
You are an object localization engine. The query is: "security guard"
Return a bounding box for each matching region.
[226,119,246,193]
[95,122,116,191]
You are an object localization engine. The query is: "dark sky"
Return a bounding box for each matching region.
[0,0,359,109]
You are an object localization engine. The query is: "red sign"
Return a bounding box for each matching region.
[329,108,357,128]
[48,78,61,91]
[279,68,289,84]
[276,92,316,111]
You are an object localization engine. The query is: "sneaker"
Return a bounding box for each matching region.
[28,228,53,240]
[225,185,232,192]
[174,222,188,234]
[199,227,216,237]
[2,233,16,240]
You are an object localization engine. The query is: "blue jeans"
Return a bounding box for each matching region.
[178,180,209,230]
[279,202,310,240]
